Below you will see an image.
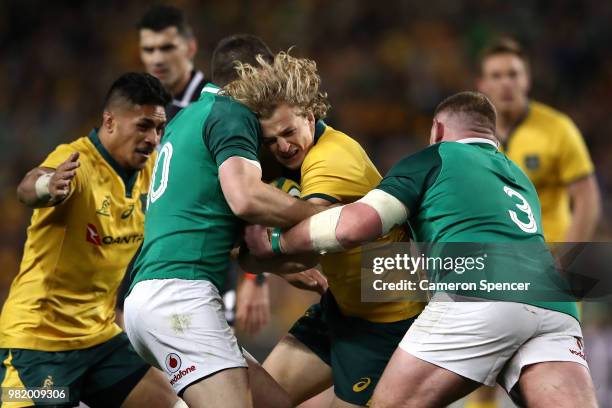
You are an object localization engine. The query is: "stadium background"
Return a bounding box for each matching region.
[1,0,611,406]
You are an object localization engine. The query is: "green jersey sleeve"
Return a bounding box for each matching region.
[203,96,261,167]
[376,144,442,215]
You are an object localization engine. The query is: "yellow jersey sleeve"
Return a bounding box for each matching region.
[39,143,82,203]
[557,116,594,184]
[300,128,381,203]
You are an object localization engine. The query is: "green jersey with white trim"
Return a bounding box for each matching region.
[377,139,578,319]
[130,85,261,292]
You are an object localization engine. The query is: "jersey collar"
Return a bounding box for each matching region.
[313,120,326,145]
[173,70,207,108]
[201,83,220,96]
[88,128,138,198]
[455,137,499,150]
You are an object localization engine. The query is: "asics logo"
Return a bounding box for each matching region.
[352,377,372,392]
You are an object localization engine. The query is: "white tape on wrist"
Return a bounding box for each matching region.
[309,206,344,254]
[34,172,53,201]
[356,189,408,234]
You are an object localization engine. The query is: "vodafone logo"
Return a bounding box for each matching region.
[170,365,197,386]
[576,337,584,350]
[165,353,182,373]
[569,336,586,361]
[86,223,102,246]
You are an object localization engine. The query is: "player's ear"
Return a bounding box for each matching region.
[102,111,115,134]
[306,110,315,123]
[431,119,444,144]
[187,38,197,60]
[305,110,316,140]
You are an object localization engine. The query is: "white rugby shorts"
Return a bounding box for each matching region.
[399,295,588,394]
[124,279,247,394]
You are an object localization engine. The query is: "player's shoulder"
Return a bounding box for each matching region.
[306,123,364,163]
[46,135,94,162]
[208,94,257,122]
[529,100,576,130]
[400,142,443,163]
[387,143,442,176]
[71,134,96,152]
[318,124,361,149]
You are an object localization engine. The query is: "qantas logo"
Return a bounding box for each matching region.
[85,224,143,246]
[86,224,102,245]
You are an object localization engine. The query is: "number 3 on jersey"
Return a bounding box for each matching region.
[148,142,173,207]
[503,185,537,234]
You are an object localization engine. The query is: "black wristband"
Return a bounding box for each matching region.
[255,273,267,286]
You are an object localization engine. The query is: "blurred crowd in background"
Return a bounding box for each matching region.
[1,0,612,405]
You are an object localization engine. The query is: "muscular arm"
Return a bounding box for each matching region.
[279,189,408,255]
[17,153,80,208]
[565,175,601,241]
[219,156,322,227]
[243,189,407,258]
[280,201,386,254]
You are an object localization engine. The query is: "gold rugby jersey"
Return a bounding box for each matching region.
[300,122,425,323]
[503,101,594,242]
[0,129,154,351]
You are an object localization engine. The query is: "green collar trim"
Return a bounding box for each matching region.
[313,120,326,145]
[88,129,138,198]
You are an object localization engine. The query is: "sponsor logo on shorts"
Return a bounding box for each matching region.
[165,353,182,373]
[169,365,197,386]
[352,377,372,392]
[42,375,54,388]
[569,336,586,360]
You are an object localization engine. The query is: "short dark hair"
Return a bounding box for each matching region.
[478,37,529,74]
[434,91,497,134]
[211,34,274,87]
[103,72,171,110]
[138,5,193,38]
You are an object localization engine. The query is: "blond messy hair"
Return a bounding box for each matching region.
[223,51,330,120]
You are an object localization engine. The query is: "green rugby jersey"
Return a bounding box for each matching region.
[377,138,578,319]
[130,85,260,292]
